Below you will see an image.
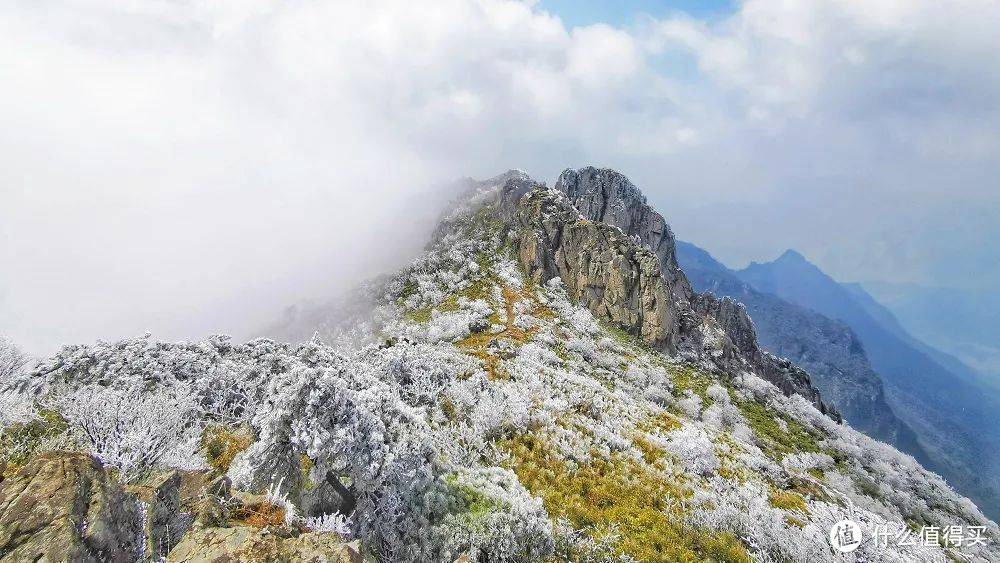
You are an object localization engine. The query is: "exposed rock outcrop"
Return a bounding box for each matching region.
[0,451,142,562]
[167,527,362,563]
[511,187,682,352]
[128,469,188,561]
[498,168,837,418]
[688,290,825,407]
[555,167,692,308]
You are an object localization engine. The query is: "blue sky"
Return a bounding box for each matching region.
[539,0,735,27]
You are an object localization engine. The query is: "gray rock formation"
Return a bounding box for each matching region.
[128,470,187,561]
[498,169,836,418]
[511,187,682,352]
[555,167,692,308]
[552,167,832,417]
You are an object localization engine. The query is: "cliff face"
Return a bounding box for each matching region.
[511,187,681,353]
[554,168,692,308]
[498,169,835,418]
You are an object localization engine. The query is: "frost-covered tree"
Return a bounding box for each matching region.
[229,341,552,562]
[0,335,28,384]
[50,381,198,482]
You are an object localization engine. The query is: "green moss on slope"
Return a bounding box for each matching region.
[735,399,822,461]
[0,409,68,477]
[671,366,716,403]
[502,434,752,563]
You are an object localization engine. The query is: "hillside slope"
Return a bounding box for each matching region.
[674,240,927,463]
[1,169,996,562]
[737,250,1000,520]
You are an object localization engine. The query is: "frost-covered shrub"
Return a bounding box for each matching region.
[37,334,216,389]
[424,302,491,343]
[51,382,198,482]
[158,426,208,471]
[302,512,352,536]
[552,518,635,563]
[0,337,37,431]
[192,363,267,425]
[0,389,37,430]
[688,479,832,562]
[432,467,553,562]
[732,371,781,403]
[663,425,719,476]
[544,279,600,335]
[566,336,597,359]
[494,257,525,290]
[232,340,555,562]
[642,385,674,408]
[701,383,746,433]
[676,390,703,418]
[782,452,834,474]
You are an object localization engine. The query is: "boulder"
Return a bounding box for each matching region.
[0,451,141,562]
[194,493,230,530]
[204,474,231,499]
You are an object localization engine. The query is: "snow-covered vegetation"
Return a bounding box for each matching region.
[0,335,28,382]
[0,188,996,562]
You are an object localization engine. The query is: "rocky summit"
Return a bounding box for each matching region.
[0,168,997,562]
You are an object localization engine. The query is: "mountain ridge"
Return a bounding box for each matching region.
[733,247,1000,520]
[861,281,1000,382]
[675,240,928,462]
[546,167,833,415]
[5,166,996,562]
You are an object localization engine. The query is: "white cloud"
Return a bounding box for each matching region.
[646,0,1000,283]
[2,0,999,353]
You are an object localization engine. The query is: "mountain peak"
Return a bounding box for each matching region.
[554,166,685,289]
[776,248,808,264]
[747,248,826,278]
[556,166,648,206]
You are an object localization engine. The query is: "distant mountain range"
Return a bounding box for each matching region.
[862,281,1000,388]
[678,243,1000,520]
[676,242,926,455]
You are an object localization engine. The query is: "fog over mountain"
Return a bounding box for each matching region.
[862,282,1000,384]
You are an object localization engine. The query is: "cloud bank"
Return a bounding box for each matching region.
[2,0,999,354]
